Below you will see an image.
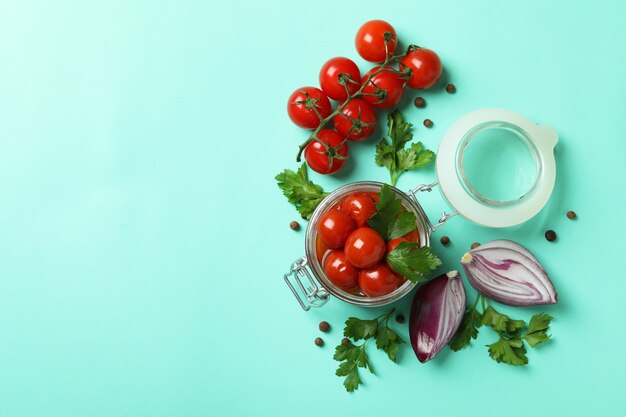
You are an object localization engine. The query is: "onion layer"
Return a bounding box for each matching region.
[409,271,466,363]
[460,239,558,306]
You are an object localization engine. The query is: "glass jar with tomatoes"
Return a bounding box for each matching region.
[284,181,432,310]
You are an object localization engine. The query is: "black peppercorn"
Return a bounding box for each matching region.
[440,236,450,245]
[414,96,426,108]
[395,314,405,323]
[446,84,456,93]
[314,337,324,347]
[423,119,433,128]
[319,321,330,332]
[341,338,350,344]
[290,221,300,231]
[545,230,557,242]
[566,211,577,220]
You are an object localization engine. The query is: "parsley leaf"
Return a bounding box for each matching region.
[480,306,511,333]
[449,296,555,366]
[487,337,528,366]
[367,184,417,240]
[343,317,378,341]
[275,163,328,219]
[449,307,481,351]
[333,341,372,392]
[506,319,526,336]
[375,321,405,363]
[334,309,404,392]
[386,242,441,283]
[523,313,552,347]
[375,110,436,186]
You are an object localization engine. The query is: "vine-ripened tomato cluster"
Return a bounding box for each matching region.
[287,20,443,175]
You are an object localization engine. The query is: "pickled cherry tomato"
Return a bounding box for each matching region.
[344,227,386,268]
[323,250,358,289]
[358,264,400,297]
[340,192,377,227]
[317,210,356,248]
[386,237,408,253]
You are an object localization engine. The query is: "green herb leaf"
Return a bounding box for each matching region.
[449,307,482,351]
[506,319,526,336]
[479,306,511,333]
[374,110,435,186]
[275,163,328,219]
[343,317,378,341]
[334,309,405,392]
[487,336,528,366]
[367,184,416,240]
[397,142,436,173]
[375,325,405,363]
[333,341,371,392]
[342,370,361,392]
[523,313,552,348]
[386,242,442,283]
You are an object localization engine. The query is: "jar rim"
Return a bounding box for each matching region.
[455,121,542,207]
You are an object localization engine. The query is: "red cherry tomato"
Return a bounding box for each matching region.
[361,67,405,109]
[340,192,377,227]
[287,87,332,129]
[344,227,386,268]
[402,228,420,244]
[333,99,376,141]
[316,234,330,263]
[319,57,361,102]
[323,250,359,289]
[400,48,443,89]
[386,237,408,253]
[355,20,397,63]
[317,210,357,248]
[304,129,349,175]
[358,264,400,297]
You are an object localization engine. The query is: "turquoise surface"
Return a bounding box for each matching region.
[1,1,625,416]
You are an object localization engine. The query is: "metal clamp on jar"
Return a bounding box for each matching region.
[284,108,558,310]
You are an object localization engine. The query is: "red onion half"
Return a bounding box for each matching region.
[409,271,466,363]
[460,239,558,307]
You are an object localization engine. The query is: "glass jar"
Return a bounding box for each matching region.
[285,108,558,310]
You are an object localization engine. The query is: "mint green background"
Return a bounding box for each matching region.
[1,1,625,416]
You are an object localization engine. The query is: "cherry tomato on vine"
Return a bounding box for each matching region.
[287,87,332,129]
[304,129,349,175]
[332,99,376,141]
[355,20,397,63]
[317,209,357,248]
[400,47,442,89]
[358,264,400,297]
[344,227,386,269]
[319,57,361,102]
[361,67,406,109]
[340,192,377,227]
[323,250,359,289]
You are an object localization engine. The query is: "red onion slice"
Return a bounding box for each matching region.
[409,271,466,363]
[460,239,558,306]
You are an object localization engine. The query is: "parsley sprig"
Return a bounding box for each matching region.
[449,294,553,366]
[334,309,404,392]
[367,185,441,282]
[275,163,328,219]
[368,184,417,241]
[375,110,435,186]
